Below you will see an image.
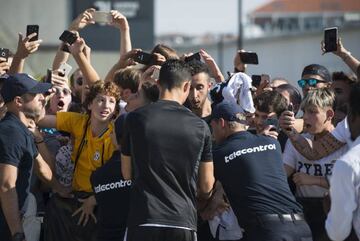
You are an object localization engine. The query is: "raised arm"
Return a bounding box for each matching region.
[69,38,100,87]
[200,49,224,83]
[53,8,95,70]
[8,33,42,74]
[322,38,360,74]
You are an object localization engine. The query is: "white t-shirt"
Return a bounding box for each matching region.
[331,117,352,146]
[326,136,360,240]
[283,133,349,197]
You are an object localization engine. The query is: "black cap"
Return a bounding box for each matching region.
[1,74,52,103]
[211,101,243,121]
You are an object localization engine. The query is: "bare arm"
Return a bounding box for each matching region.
[121,154,132,180]
[37,115,57,129]
[200,49,224,83]
[197,161,215,200]
[69,38,100,86]
[0,164,23,235]
[9,33,42,74]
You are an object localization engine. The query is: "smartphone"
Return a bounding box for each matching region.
[184,52,201,62]
[0,48,9,62]
[46,69,52,83]
[251,75,261,88]
[93,11,111,24]
[26,25,39,42]
[59,30,77,45]
[59,63,72,77]
[324,27,338,52]
[239,52,258,65]
[134,51,154,65]
[265,118,279,132]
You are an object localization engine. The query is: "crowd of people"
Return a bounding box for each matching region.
[0,7,360,241]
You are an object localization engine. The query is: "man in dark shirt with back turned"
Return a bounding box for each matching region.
[121,59,215,241]
[211,101,312,241]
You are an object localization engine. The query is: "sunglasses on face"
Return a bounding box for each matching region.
[54,87,71,96]
[76,77,83,86]
[297,78,325,88]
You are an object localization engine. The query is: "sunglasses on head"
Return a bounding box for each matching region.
[297,78,325,88]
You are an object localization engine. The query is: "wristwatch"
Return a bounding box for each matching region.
[12,232,25,241]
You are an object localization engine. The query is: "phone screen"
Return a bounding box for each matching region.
[59,30,77,45]
[251,75,261,87]
[26,25,39,42]
[134,52,153,65]
[324,27,338,52]
[46,69,52,83]
[239,52,258,65]
[93,11,111,24]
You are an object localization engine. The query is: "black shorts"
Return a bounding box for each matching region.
[126,226,196,241]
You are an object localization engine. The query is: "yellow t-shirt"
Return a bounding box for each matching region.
[56,112,116,192]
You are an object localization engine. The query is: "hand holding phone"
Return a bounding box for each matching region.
[265,118,279,132]
[46,69,52,83]
[324,27,338,53]
[59,63,72,77]
[0,48,9,62]
[239,52,258,65]
[184,52,201,62]
[26,25,39,42]
[134,51,154,65]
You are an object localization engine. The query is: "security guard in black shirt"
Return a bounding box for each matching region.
[210,101,313,241]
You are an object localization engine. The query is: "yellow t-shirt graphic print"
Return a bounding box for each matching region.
[56,112,116,192]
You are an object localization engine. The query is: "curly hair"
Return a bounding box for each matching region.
[83,81,120,114]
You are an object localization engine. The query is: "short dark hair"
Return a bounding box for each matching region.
[254,91,288,117]
[276,84,302,107]
[187,60,211,77]
[349,82,360,117]
[141,81,159,102]
[113,67,141,93]
[151,44,179,60]
[332,71,357,84]
[158,59,191,90]
[301,64,331,82]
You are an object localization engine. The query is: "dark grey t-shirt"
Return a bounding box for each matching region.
[122,100,212,231]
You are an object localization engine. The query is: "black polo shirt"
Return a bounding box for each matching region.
[90,151,131,241]
[213,131,302,227]
[0,112,38,239]
[122,100,212,231]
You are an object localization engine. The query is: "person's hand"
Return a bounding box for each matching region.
[109,10,129,31]
[279,110,296,135]
[119,48,140,68]
[292,172,319,186]
[233,49,247,73]
[152,53,166,65]
[72,195,97,226]
[15,33,42,59]
[0,58,10,75]
[321,37,350,58]
[141,65,161,83]
[260,125,279,139]
[255,74,271,96]
[68,8,95,31]
[51,70,69,88]
[27,119,42,139]
[68,38,85,56]
[199,49,225,82]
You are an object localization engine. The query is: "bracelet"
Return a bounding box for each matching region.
[35,139,44,144]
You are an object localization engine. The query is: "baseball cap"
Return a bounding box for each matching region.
[1,73,52,103]
[301,64,331,82]
[211,101,243,121]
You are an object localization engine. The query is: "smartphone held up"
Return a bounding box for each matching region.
[324,27,338,53]
[26,25,39,42]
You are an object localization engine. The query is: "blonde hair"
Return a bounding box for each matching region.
[301,88,335,111]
